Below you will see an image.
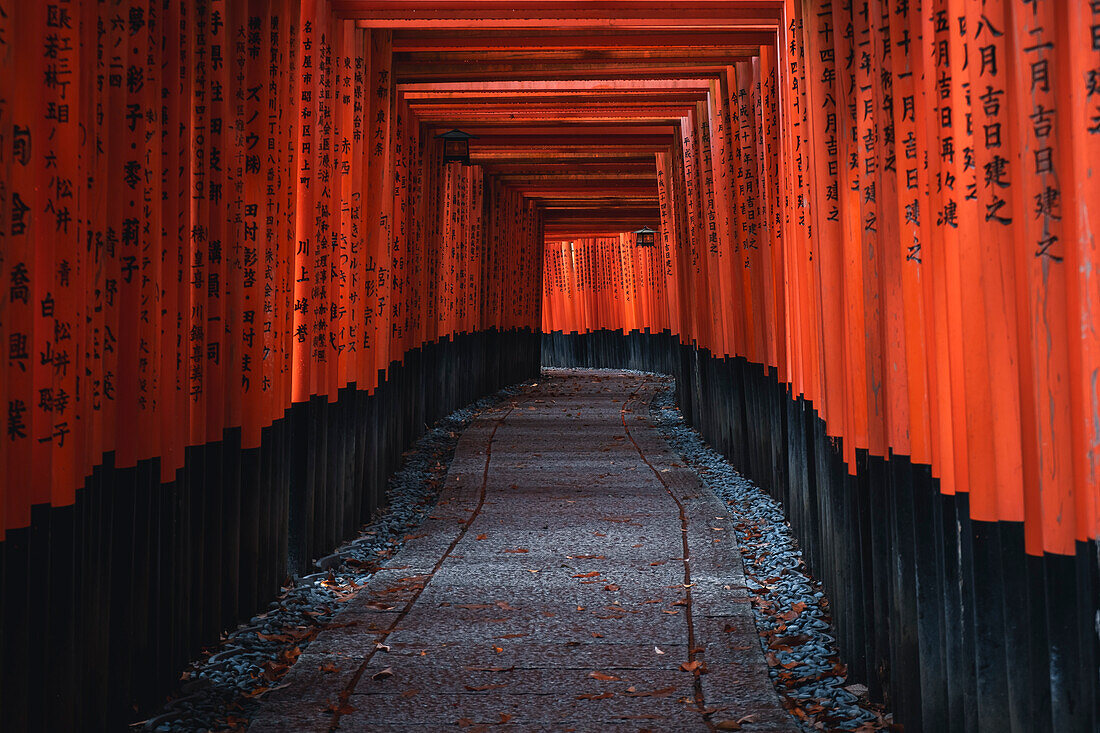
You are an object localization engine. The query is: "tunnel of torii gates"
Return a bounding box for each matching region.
[0,0,1098,730]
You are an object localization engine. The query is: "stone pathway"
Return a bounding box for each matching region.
[249,370,796,732]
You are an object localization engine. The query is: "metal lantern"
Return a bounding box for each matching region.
[633,225,656,247]
[436,129,476,165]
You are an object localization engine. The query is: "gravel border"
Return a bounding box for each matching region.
[137,383,529,733]
[140,368,893,732]
[647,375,894,732]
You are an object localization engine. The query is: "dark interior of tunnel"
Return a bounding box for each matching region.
[1,1,1098,731]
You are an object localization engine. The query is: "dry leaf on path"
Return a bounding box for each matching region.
[371,668,394,680]
[588,671,621,681]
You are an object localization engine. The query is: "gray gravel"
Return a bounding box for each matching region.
[137,384,528,733]
[648,374,892,732]
[139,368,891,732]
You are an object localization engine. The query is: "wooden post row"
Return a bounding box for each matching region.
[0,0,545,557]
[541,0,1099,557]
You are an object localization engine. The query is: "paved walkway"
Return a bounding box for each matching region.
[250,370,796,732]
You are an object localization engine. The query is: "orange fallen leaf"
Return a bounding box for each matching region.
[319,662,341,673]
[497,713,513,723]
[603,584,620,592]
[492,646,503,653]
[624,685,677,698]
[680,660,703,673]
[591,632,604,638]
[324,700,356,715]
[779,602,808,622]
[573,571,600,578]
[503,548,529,553]
[476,534,488,541]
[576,692,615,700]
[588,671,621,681]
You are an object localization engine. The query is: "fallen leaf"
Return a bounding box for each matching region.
[779,602,808,622]
[654,647,665,655]
[319,662,341,673]
[465,683,508,691]
[576,692,615,700]
[624,685,677,698]
[324,700,357,716]
[603,584,620,592]
[496,633,527,639]
[476,534,488,541]
[495,601,518,611]
[680,660,703,673]
[573,571,600,578]
[503,548,529,554]
[371,668,394,680]
[492,646,503,653]
[497,713,513,724]
[591,632,604,638]
[715,714,758,730]
[588,671,621,681]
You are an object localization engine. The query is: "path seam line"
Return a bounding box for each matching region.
[621,380,717,732]
[326,402,517,731]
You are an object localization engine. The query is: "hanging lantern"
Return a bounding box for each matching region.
[633,225,656,247]
[436,129,476,165]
